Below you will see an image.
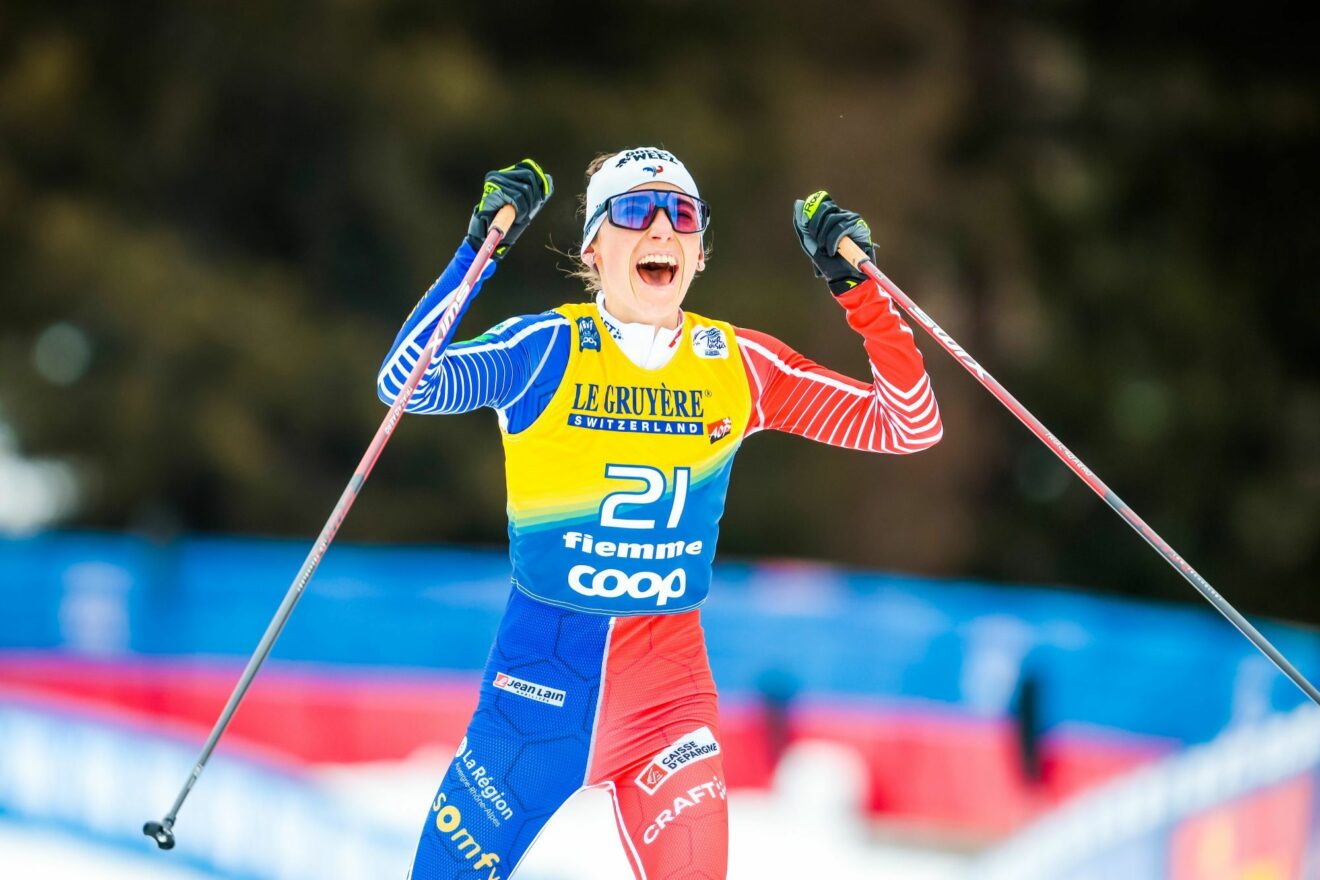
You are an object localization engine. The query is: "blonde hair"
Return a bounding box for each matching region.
[562,152,616,293]
[561,150,711,295]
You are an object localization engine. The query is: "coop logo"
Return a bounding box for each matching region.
[707,417,732,444]
[430,792,504,878]
[643,164,665,176]
[635,726,722,795]
[568,565,687,607]
[691,325,728,359]
[642,776,727,845]
[452,740,516,825]
[492,672,566,708]
[577,316,601,352]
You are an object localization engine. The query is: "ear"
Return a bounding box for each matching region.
[581,246,597,268]
[696,252,706,272]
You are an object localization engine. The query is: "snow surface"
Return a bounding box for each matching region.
[0,740,970,879]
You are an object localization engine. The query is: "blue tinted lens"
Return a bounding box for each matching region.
[610,193,658,230]
[607,191,709,233]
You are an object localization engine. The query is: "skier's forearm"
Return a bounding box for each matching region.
[835,279,943,451]
[376,241,497,411]
[834,279,929,389]
[737,281,942,452]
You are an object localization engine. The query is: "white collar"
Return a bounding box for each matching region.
[595,292,684,370]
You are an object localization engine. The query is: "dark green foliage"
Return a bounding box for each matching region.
[1,1,1316,621]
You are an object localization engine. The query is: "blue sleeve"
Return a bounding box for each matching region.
[376,240,496,398]
[376,242,570,428]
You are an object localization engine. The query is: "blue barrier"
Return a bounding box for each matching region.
[0,695,411,879]
[1,531,1315,744]
[972,705,1320,879]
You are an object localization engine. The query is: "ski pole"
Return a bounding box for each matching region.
[143,204,517,851]
[837,236,1320,707]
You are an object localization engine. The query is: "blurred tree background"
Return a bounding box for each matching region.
[1,0,1316,621]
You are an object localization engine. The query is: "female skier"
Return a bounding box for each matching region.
[379,148,943,880]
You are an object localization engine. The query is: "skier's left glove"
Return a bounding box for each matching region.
[466,158,554,261]
[792,191,876,295]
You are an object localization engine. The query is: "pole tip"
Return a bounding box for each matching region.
[143,820,176,850]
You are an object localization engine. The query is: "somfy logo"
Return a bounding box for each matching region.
[430,792,504,878]
[567,565,687,607]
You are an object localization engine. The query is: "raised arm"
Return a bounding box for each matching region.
[377,241,498,414]
[377,281,567,423]
[734,191,942,453]
[737,280,941,452]
[375,159,558,420]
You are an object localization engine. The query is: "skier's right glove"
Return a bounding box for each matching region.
[792,190,876,295]
[466,158,554,261]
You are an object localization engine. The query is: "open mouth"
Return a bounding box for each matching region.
[636,253,678,287]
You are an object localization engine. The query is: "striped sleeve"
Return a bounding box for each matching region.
[377,311,567,421]
[376,241,568,422]
[735,279,943,453]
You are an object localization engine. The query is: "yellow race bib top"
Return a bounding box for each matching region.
[502,303,751,615]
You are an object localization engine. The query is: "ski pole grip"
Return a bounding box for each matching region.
[492,204,517,236]
[837,235,871,271]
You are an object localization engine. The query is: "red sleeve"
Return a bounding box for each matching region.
[735,279,943,453]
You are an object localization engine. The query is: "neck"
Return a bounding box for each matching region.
[599,294,682,331]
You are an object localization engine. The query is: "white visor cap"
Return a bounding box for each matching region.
[581,147,701,256]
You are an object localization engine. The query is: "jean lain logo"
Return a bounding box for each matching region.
[642,164,665,176]
[493,672,566,707]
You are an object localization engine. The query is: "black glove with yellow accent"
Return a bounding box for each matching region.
[466,158,554,261]
[792,191,876,294]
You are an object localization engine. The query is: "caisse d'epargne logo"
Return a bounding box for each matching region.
[635,726,721,795]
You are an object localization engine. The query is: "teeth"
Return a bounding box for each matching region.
[638,254,677,268]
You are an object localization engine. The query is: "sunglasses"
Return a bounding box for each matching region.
[592,189,711,234]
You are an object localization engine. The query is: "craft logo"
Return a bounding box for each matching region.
[707,417,732,444]
[642,164,665,176]
[635,726,722,795]
[577,316,601,351]
[691,325,728,359]
[493,672,566,708]
[642,776,727,845]
[599,314,623,341]
[430,792,504,878]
